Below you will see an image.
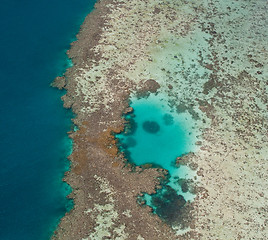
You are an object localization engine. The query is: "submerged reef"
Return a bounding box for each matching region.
[53,0,268,239]
[142,121,160,134]
[151,186,187,225]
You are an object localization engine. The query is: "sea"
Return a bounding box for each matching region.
[0,0,95,239]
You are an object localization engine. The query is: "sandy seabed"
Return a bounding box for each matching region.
[52,0,268,239]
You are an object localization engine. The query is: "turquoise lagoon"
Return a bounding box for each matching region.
[116,94,200,225]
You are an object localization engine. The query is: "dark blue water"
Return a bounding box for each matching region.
[0,1,95,239]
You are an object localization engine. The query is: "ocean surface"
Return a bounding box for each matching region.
[0,0,95,239]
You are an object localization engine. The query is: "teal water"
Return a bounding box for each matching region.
[117,94,199,225]
[117,94,196,172]
[0,0,95,239]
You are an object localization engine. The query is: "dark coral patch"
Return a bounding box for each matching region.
[163,114,174,125]
[124,117,138,136]
[180,180,189,193]
[151,186,187,225]
[142,121,160,133]
[125,137,137,148]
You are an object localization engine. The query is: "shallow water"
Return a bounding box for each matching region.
[0,0,95,239]
[117,94,198,171]
[117,94,200,224]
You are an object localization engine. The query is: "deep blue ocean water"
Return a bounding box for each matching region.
[0,1,95,239]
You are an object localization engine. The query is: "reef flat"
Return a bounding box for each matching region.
[53,0,268,239]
